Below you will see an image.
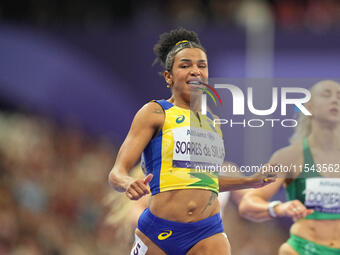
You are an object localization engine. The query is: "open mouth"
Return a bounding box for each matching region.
[186,79,207,89]
[187,80,202,86]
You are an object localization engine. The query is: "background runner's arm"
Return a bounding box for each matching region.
[239,178,313,222]
[237,149,288,222]
[238,179,285,222]
[238,147,313,222]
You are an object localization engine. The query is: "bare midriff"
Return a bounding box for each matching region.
[149,189,220,223]
[291,219,340,248]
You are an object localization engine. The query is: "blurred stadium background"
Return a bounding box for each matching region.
[0,0,339,254]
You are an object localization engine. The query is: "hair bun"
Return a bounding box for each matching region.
[153,28,201,67]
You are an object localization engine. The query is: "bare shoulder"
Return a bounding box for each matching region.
[141,101,164,114]
[269,142,302,165]
[134,101,165,128]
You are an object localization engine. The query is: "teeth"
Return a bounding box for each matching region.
[188,81,201,85]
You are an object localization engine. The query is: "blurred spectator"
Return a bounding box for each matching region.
[2,0,340,32]
[0,111,118,254]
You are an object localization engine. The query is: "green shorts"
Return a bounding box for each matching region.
[287,234,340,255]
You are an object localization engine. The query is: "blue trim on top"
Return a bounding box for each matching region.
[206,111,217,132]
[154,100,174,110]
[151,130,162,194]
[142,130,162,195]
[206,111,214,121]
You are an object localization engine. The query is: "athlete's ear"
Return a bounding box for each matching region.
[164,70,173,87]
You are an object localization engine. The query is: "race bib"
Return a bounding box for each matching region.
[172,126,225,169]
[130,234,148,255]
[305,178,340,213]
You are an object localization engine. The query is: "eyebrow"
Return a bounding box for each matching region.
[179,59,207,63]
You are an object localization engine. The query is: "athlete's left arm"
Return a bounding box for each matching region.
[218,176,275,192]
[218,163,276,192]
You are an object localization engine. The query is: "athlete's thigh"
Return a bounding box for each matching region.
[186,233,231,255]
[279,243,299,255]
[130,228,167,255]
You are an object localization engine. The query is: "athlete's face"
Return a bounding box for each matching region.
[309,80,340,124]
[164,48,208,105]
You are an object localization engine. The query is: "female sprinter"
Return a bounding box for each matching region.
[108,28,274,255]
[239,80,340,255]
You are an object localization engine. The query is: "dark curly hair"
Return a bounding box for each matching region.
[153,28,206,71]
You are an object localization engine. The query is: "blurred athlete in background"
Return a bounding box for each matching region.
[239,80,340,255]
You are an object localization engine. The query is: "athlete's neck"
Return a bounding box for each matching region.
[309,121,340,150]
[168,96,202,111]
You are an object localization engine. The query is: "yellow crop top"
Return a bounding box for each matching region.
[141,100,225,195]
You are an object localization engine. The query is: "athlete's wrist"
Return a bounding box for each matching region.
[268,200,282,218]
[109,171,135,192]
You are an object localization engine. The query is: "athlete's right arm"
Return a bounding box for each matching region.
[238,146,313,222]
[239,179,313,222]
[108,102,165,200]
[238,178,285,222]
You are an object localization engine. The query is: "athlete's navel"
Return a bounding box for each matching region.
[187,201,197,216]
